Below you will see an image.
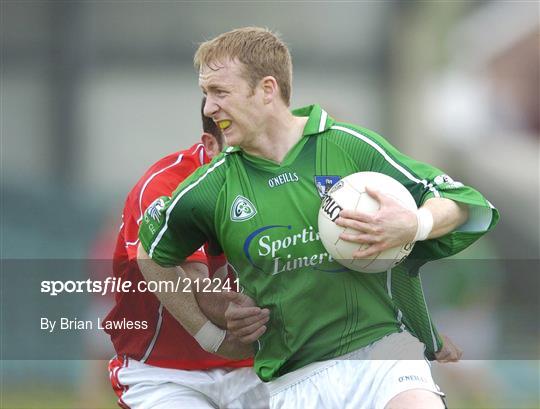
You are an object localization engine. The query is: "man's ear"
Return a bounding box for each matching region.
[201,132,220,158]
[261,76,279,104]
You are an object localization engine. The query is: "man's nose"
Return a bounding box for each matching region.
[204,96,218,118]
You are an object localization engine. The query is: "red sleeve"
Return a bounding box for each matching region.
[184,245,208,265]
[123,158,208,265]
[122,190,145,262]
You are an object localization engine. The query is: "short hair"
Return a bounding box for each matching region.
[194,27,292,106]
[200,97,223,146]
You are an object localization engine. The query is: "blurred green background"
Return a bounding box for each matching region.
[1,1,538,408]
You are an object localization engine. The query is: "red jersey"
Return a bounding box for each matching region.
[103,143,252,370]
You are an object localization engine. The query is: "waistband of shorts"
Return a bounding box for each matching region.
[266,331,416,395]
[266,360,338,395]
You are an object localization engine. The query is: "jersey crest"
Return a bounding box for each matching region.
[230,195,257,222]
[314,175,341,198]
[433,174,464,190]
[147,197,166,222]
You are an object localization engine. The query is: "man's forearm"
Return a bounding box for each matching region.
[196,291,230,328]
[137,245,255,359]
[137,245,208,335]
[180,261,231,329]
[422,197,469,239]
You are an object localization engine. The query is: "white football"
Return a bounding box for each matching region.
[318,172,417,273]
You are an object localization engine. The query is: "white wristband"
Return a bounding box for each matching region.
[414,207,434,242]
[194,321,226,353]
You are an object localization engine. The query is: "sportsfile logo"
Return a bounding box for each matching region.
[230,195,257,222]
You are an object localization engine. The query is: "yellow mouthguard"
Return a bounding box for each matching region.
[218,120,231,130]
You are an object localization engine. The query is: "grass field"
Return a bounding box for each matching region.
[2,361,538,409]
[2,388,538,409]
[1,385,117,409]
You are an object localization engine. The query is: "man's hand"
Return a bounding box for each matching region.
[334,187,469,259]
[215,331,256,360]
[335,186,417,258]
[224,291,270,344]
[435,334,463,363]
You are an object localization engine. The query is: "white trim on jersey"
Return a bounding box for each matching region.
[109,355,130,408]
[330,125,440,197]
[199,146,205,166]
[190,143,204,155]
[386,269,393,298]
[188,143,205,166]
[149,157,227,258]
[386,269,406,332]
[141,303,164,363]
[418,274,439,352]
[319,109,328,133]
[396,309,406,332]
[388,269,437,351]
[136,152,185,226]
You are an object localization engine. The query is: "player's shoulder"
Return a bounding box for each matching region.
[178,146,235,187]
[141,143,205,184]
[123,144,203,205]
[167,147,240,201]
[326,121,385,144]
[321,121,393,157]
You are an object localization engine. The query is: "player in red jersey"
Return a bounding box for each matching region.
[105,100,267,408]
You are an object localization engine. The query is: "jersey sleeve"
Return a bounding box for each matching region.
[138,163,221,267]
[122,214,142,262]
[184,245,209,265]
[138,179,208,266]
[336,124,500,263]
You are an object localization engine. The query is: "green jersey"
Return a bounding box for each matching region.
[140,104,499,381]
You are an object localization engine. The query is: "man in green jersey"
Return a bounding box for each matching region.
[138,27,498,409]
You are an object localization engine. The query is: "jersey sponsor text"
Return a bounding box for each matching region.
[245,224,335,275]
[268,172,299,188]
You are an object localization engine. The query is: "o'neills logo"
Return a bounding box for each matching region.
[321,195,342,222]
[268,172,299,188]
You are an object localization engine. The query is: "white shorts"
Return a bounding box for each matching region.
[109,356,269,409]
[268,331,444,409]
